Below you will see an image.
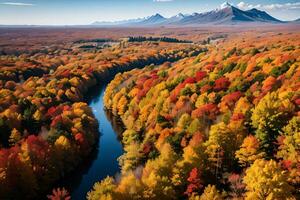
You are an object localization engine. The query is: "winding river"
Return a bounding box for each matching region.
[58,48,204,199]
[61,81,125,200]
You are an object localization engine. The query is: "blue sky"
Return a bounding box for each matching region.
[0,0,299,25]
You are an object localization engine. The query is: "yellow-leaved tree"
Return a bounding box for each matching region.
[118,142,141,173]
[276,116,300,185]
[251,92,294,157]
[195,184,223,200]
[243,159,294,200]
[9,128,22,146]
[87,177,117,200]
[141,143,178,199]
[235,135,265,167]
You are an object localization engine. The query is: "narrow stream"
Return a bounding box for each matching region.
[62,81,124,200]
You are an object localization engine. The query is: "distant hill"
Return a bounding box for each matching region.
[91,18,145,26]
[91,2,284,27]
[291,18,300,23]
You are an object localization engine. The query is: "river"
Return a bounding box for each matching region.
[61,81,124,200]
[58,50,203,199]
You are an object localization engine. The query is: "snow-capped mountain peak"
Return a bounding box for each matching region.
[220,2,232,9]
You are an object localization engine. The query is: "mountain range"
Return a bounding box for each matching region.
[92,2,286,26]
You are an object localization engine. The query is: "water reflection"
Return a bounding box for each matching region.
[104,109,125,141]
[59,143,100,195]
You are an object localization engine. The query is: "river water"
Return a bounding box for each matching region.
[62,82,124,200]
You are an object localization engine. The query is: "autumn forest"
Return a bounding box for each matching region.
[0,25,299,200]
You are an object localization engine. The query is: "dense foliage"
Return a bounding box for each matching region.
[0,41,202,199]
[90,32,300,199]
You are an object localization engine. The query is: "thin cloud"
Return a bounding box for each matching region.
[153,0,173,2]
[237,1,300,11]
[1,2,35,6]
